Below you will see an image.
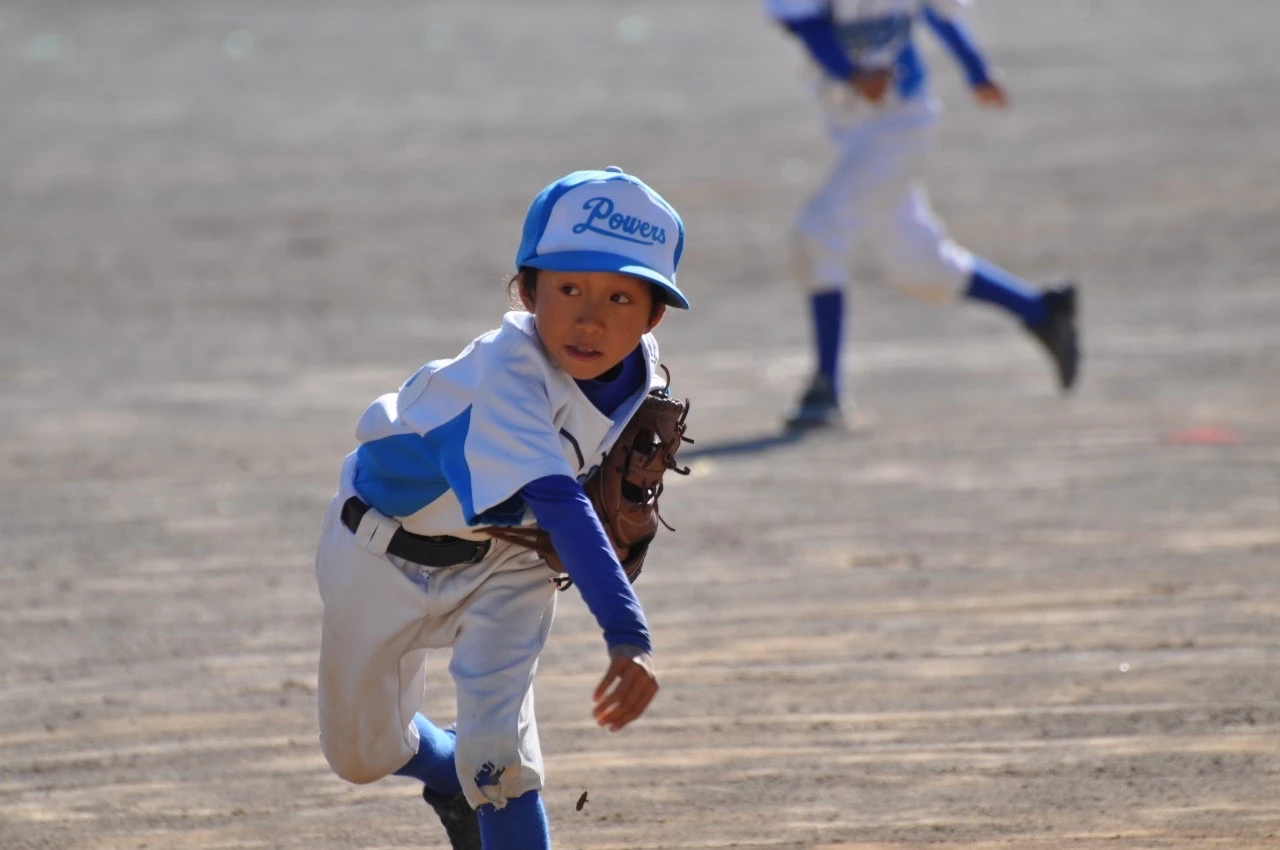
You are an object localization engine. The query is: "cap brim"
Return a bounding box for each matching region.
[522,251,690,309]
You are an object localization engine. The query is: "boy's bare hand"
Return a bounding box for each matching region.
[593,645,659,732]
[973,81,1008,108]
[847,69,892,103]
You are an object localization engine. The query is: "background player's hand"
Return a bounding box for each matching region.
[972,80,1008,108]
[847,69,892,103]
[593,644,659,732]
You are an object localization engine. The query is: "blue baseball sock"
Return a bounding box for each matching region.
[478,790,551,850]
[393,713,462,797]
[964,259,1047,326]
[809,289,844,391]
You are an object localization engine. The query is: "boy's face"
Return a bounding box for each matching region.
[522,270,665,380]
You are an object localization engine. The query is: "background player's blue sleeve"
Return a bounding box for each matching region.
[521,474,652,653]
[781,14,858,81]
[922,6,991,86]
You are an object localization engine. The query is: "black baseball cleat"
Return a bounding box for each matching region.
[421,786,481,850]
[785,372,844,430]
[1026,283,1080,392]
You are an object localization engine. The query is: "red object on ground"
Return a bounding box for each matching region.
[1163,426,1241,445]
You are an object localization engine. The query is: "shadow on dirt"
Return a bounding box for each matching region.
[680,428,809,461]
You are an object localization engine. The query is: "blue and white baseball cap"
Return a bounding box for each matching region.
[515,166,689,309]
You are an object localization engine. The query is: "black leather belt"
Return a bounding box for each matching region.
[341,496,490,567]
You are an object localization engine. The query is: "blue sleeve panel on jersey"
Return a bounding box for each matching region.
[354,406,527,527]
[783,13,858,81]
[354,416,463,518]
[521,474,652,653]
[921,6,991,86]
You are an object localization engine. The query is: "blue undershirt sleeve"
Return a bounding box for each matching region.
[520,474,651,653]
[922,6,991,86]
[783,14,858,81]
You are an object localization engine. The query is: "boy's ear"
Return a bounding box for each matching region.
[646,301,667,332]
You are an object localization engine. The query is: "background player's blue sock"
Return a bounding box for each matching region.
[809,289,844,390]
[964,259,1048,326]
[393,713,463,797]
[478,789,551,850]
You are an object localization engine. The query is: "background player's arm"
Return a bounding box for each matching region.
[767,1,891,102]
[921,4,1008,107]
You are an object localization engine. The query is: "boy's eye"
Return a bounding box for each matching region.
[611,292,633,305]
[559,283,580,296]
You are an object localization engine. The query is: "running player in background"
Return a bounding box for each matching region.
[766,0,1080,428]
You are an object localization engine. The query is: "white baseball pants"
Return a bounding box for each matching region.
[314,452,558,809]
[793,96,975,299]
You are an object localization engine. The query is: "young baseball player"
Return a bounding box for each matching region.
[313,166,690,850]
[765,0,1081,428]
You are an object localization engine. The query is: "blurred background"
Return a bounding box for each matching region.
[2,1,1278,848]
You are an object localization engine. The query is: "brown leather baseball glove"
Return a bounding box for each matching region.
[483,374,692,588]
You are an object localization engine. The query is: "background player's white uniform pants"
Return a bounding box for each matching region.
[314,452,558,809]
[793,95,975,299]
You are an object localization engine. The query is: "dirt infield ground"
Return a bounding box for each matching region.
[3,1,1278,847]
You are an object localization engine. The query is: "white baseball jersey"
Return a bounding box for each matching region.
[353,311,663,538]
[766,0,975,118]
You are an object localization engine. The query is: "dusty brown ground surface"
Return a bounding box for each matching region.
[3,1,1279,848]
